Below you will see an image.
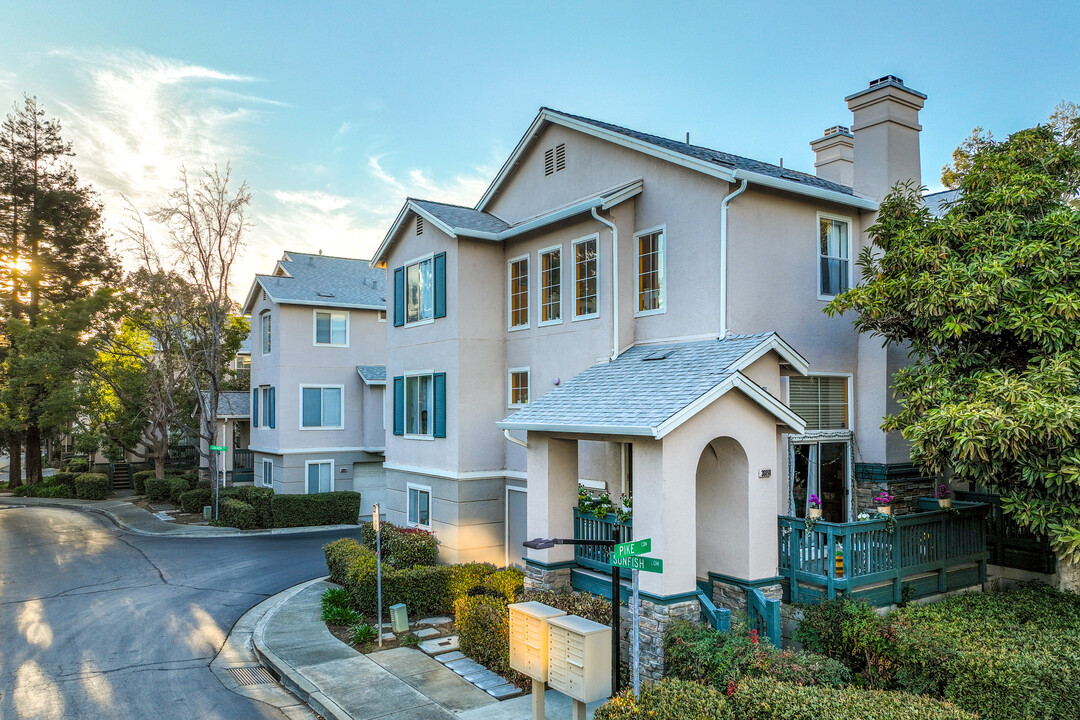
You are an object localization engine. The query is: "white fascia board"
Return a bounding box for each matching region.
[371,202,413,267]
[493,420,657,437]
[408,201,459,238]
[732,169,878,211]
[356,367,387,386]
[242,277,266,314]
[652,371,806,439]
[384,461,525,481]
[729,334,810,377]
[248,445,375,455]
[275,299,385,311]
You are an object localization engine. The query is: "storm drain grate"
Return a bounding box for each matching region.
[229,666,276,686]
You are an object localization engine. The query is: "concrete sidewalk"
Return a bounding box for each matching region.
[252,578,606,720]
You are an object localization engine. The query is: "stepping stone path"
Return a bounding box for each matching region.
[414,628,440,639]
[419,635,523,700]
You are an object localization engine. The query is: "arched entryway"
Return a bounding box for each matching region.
[695,436,749,580]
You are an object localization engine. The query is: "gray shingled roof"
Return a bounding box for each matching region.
[357,365,387,385]
[924,189,961,218]
[237,332,251,355]
[256,252,386,309]
[413,200,510,234]
[498,333,789,435]
[545,108,856,197]
[199,391,250,418]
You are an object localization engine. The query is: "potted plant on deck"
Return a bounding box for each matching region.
[874,490,895,516]
[936,484,952,509]
[807,494,822,519]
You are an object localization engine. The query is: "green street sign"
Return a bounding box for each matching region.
[611,555,664,573]
[210,445,228,451]
[612,538,652,559]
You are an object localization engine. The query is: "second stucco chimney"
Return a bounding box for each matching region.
[810,125,854,186]
[846,75,926,201]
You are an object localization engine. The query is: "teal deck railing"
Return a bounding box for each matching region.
[748,587,781,647]
[778,499,989,607]
[954,491,1055,574]
[232,448,254,482]
[695,580,733,632]
[573,508,632,571]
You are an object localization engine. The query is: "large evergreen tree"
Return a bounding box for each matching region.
[828,114,1080,585]
[0,96,120,485]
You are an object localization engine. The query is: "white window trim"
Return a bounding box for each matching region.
[312,308,350,347]
[507,367,530,408]
[507,253,531,332]
[634,224,667,318]
[404,371,436,440]
[505,485,527,567]
[787,372,853,432]
[407,482,432,529]
[537,244,563,327]
[377,309,387,323]
[298,384,346,430]
[572,233,600,322]
[404,252,436,327]
[261,459,274,488]
[787,433,855,521]
[260,312,272,355]
[260,385,272,427]
[816,211,854,302]
[305,459,335,494]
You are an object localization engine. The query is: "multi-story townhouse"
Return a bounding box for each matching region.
[371,77,943,657]
[242,252,387,512]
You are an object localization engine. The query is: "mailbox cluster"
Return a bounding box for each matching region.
[509,601,612,705]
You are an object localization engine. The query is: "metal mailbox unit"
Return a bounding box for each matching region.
[546,614,612,705]
[509,601,566,682]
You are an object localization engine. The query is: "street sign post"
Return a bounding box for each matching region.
[374,503,383,647]
[609,537,660,697]
[612,538,652,559]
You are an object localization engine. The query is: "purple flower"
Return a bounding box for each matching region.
[808,494,822,509]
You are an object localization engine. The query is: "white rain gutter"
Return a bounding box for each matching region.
[732,169,878,211]
[719,178,749,337]
[591,207,620,361]
[503,428,528,448]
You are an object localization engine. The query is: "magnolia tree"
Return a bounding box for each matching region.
[827,114,1080,588]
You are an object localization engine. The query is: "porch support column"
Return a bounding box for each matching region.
[525,434,578,575]
[633,438,697,598]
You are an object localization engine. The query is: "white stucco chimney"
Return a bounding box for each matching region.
[845,75,926,201]
[810,126,854,186]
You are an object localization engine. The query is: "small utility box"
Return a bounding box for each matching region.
[546,614,612,704]
[509,601,566,682]
[390,603,409,633]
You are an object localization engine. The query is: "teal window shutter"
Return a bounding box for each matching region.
[268,386,276,429]
[393,376,404,435]
[433,372,446,438]
[393,267,405,326]
[434,252,447,318]
[252,388,259,428]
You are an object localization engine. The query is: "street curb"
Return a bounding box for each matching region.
[252,577,355,720]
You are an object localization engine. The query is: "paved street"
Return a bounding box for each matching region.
[0,504,362,719]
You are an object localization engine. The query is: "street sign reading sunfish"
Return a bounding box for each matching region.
[610,555,663,573]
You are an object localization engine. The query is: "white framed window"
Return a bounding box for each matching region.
[313,309,349,346]
[261,459,274,488]
[788,374,851,430]
[635,226,665,316]
[572,235,599,320]
[406,255,435,324]
[405,374,434,437]
[305,459,334,494]
[407,483,431,528]
[260,386,274,427]
[508,367,530,408]
[508,254,530,330]
[234,354,251,371]
[538,246,562,325]
[817,212,852,299]
[790,438,852,523]
[260,312,271,355]
[300,385,344,429]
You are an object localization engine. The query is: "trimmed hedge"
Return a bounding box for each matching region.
[271,490,361,528]
[14,482,75,498]
[168,477,195,504]
[454,594,524,684]
[595,679,734,720]
[145,477,172,502]
[75,473,110,500]
[179,488,212,514]
[362,521,440,567]
[48,472,79,491]
[220,498,257,530]
[66,458,89,473]
[237,486,274,528]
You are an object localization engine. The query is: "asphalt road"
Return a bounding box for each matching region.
[0,505,362,720]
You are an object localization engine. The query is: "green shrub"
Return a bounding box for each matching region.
[323,605,361,625]
[361,521,439,566]
[321,586,351,612]
[237,485,274,528]
[14,482,75,498]
[271,490,361,528]
[520,588,612,625]
[168,477,193,504]
[145,477,172,502]
[47,472,79,491]
[447,562,498,599]
[595,679,734,720]
[349,622,378,644]
[480,567,525,602]
[220,498,256,530]
[75,473,109,500]
[730,679,976,720]
[66,458,89,473]
[793,595,885,678]
[325,538,370,585]
[132,469,156,494]
[179,488,212,514]
[454,594,521,681]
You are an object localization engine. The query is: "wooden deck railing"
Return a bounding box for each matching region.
[954,491,1055,574]
[778,499,989,606]
[573,508,632,572]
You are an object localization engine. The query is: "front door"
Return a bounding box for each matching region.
[791,440,850,522]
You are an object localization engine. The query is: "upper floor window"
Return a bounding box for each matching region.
[393,252,446,327]
[789,375,849,430]
[314,309,348,346]
[539,247,561,325]
[508,255,529,330]
[300,385,343,429]
[392,372,446,439]
[636,228,665,315]
[508,368,530,407]
[234,354,251,371]
[405,374,433,436]
[260,312,271,354]
[260,386,276,428]
[818,214,851,298]
[573,236,598,320]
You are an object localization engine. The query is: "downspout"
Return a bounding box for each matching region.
[719,178,749,337]
[503,428,528,448]
[591,206,619,360]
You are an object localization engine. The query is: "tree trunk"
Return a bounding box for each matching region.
[8,434,22,489]
[154,451,166,480]
[1055,557,1080,594]
[25,424,42,485]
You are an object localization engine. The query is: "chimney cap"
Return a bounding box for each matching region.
[822,125,852,138]
[845,75,927,102]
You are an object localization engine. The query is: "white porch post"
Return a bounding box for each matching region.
[526,434,578,566]
[631,438,696,597]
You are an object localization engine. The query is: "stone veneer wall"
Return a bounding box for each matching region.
[621,599,699,682]
[711,578,783,616]
[523,563,572,593]
[854,463,935,516]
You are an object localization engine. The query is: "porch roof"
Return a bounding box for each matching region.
[196,391,250,419]
[356,364,387,385]
[496,333,808,438]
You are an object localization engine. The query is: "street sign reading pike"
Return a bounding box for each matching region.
[612,538,652,559]
[610,555,664,573]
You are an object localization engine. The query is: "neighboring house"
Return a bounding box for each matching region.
[195,390,252,482]
[242,251,387,512]
[370,76,992,668]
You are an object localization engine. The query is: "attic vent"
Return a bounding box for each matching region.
[555,143,566,171]
[642,348,677,361]
[262,290,267,302]
[544,148,555,176]
[416,216,424,235]
[544,144,566,176]
[870,75,903,88]
[316,291,335,298]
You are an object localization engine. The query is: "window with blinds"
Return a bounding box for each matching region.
[789,375,849,430]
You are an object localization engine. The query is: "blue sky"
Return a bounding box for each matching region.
[2,1,1078,288]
